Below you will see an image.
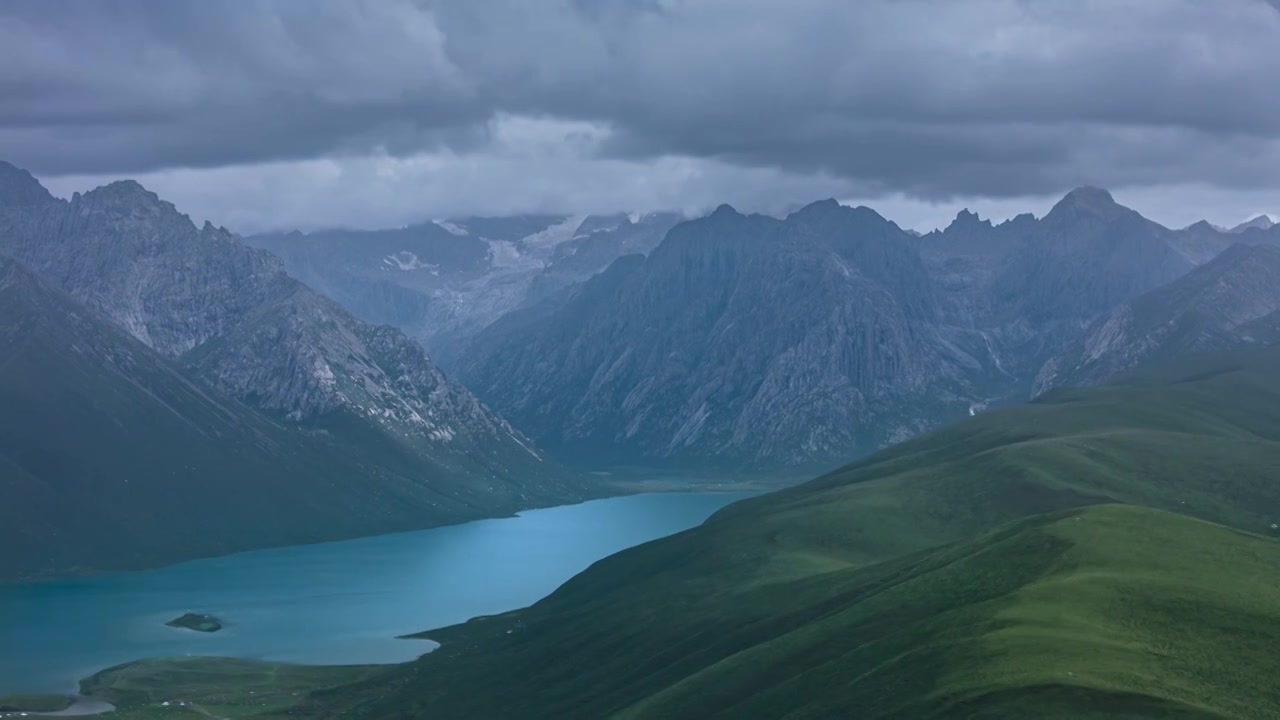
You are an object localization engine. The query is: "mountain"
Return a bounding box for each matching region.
[457,200,1015,468]
[0,257,562,580]
[0,162,588,576]
[1232,214,1275,233]
[982,187,1196,370]
[456,189,1220,468]
[245,212,681,368]
[1035,243,1280,394]
[0,161,55,208]
[335,346,1280,719]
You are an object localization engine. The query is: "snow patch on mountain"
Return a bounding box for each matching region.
[435,221,470,236]
[520,215,587,251]
[487,240,544,271]
[383,251,439,273]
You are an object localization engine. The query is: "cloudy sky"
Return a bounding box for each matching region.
[3,0,1279,233]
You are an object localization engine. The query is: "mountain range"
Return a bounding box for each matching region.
[245,212,680,368]
[450,187,1280,468]
[4,153,1278,574]
[0,161,588,580]
[1035,243,1280,394]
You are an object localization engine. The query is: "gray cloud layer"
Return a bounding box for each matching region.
[4,0,1279,229]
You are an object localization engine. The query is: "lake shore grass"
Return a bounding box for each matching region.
[77,657,382,719]
[0,694,74,713]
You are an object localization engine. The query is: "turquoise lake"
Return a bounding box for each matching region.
[0,492,750,695]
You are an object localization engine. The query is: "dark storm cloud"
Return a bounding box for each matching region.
[3,0,1280,201]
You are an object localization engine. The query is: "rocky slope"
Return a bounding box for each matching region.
[246,212,680,368]
[981,187,1196,374]
[1034,243,1280,395]
[458,201,1007,467]
[0,256,562,580]
[459,188,1274,468]
[0,161,584,558]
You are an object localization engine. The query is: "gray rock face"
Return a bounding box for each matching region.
[1,256,557,580]
[183,281,543,475]
[1034,243,1280,395]
[459,189,1270,468]
[0,164,573,510]
[459,201,1004,467]
[246,212,681,368]
[1,179,288,357]
[0,161,55,207]
[1232,215,1276,234]
[980,188,1196,375]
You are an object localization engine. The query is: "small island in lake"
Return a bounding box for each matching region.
[166,613,223,633]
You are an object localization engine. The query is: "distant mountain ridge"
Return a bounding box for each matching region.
[456,186,1280,468]
[8,157,1278,473]
[457,201,1004,467]
[1232,214,1275,233]
[1034,243,1280,395]
[246,211,681,367]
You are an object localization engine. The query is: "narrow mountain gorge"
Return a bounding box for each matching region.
[0,161,588,579]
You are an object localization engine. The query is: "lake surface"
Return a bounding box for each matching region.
[0,492,750,695]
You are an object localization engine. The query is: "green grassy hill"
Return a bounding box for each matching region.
[321,347,1280,719]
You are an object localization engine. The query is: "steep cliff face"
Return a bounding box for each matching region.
[182,279,547,480]
[1034,243,1280,395]
[0,163,582,541]
[0,177,288,357]
[459,201,998,467]
[981,187,1197,372]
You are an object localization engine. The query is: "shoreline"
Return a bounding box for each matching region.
[1,488,759,713]
[0,697,114,718]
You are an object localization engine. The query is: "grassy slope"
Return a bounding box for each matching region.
[78,657,381,719]
[622,505,1280,720]
[322,347,1280,718]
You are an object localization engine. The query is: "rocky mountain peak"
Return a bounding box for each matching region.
[83,179,158,203]
[1232,215,1276,233]
[1184,220,1221,234]
[790,198,842,217]
[1047,186,1119,218]
[0,160,57,208]
[709,203,741,220]
[786,199,899,236]
[945,209,993,233]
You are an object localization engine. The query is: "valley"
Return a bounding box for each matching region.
[2,126,1279,720]
[27,345,1280,719]
[5,5,1280,718]
[0,492,747,715]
